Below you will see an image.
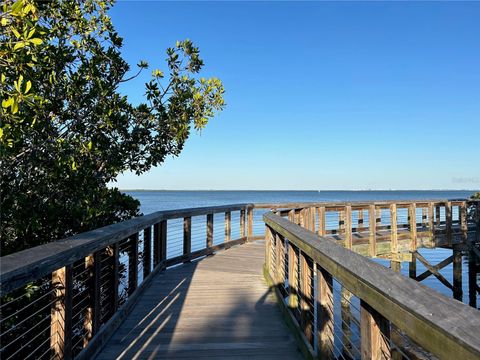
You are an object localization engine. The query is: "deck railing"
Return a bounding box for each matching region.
[255,200,480,253]
[263,201,480,360]
[1,199,479,360]
[0,203,255,360]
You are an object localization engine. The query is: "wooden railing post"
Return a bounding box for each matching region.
[225,211,231,242]
[360,300,391,360]
[276,233,285,285]
[422,207,428,227]
[207,213,214,248]
[299,208,305,228]
[339,208,345,235]
[299,251,312,342]
[390,261,402,359]
[460,201,468,243]
[51,265,73,360]
[317,206,325,236]
[340,286,353,357]
[84,251,101,345]
[428,202,435,237]
[435,205,441,226]
[409,203,417,251]
[128,234,139,295]
[143,227,152,279]
[295,209,301,225]
[288,209,295,222]
[240,209,246,238]
[309,207,316,232]
[390,204,398,254]
[345,206,352,250]
[183,216,192,262]
[318,266,334,359]
[358,209,364,231]
[301,208,307,230]
[288,242,299,309]
[369,205,377,257]
[265,225,272,275]
[247,206,253,239]
[446,201,452,244]
[376,207,382,227]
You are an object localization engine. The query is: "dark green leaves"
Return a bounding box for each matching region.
[0,0,225,255]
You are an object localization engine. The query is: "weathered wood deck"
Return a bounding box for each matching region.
[96,242,303,359]
[1,200,478,360]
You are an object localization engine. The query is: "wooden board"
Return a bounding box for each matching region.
[96,242,303,360]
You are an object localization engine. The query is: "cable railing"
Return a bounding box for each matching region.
[0,203,255,360]
[1,199,478,360]
[254,199,480,259]
[263,206,480,360]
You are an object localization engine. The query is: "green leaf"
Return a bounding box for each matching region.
[11,28,21,39]
[11,0,23,15]
[11,99,18,114]
[24,3,33,14]
[2,97,13,108]
[13,41,26,51]
[0,127,3,140]
[14,75,23,92]
[87,141,93,150]
[29,38,43,45]
[25,80,31,94]
[27,28,35,39]
[137,60,148,69]
[152,69,163,78]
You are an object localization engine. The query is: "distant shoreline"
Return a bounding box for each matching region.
[120,189,480,192]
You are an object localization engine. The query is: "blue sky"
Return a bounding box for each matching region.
[110,1,479,190]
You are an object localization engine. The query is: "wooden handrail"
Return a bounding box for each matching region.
[0,199,478,360]
[253,198,480,209]
[263,212,480,360]
[0,203,253,295]
[0,203,257,360]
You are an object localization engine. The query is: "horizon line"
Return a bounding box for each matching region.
[118,189,480,192]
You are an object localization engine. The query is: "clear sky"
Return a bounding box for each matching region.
[110,1,480,190]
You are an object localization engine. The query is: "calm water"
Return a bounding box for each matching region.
[125,190,476,215]
[124,190,479,308]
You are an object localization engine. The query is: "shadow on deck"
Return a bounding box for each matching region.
[96,242,303,360]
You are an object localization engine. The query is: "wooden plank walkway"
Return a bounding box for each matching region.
[96,242,303,360]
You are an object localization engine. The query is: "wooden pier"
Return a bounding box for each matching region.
[1,200,479,360]
[97,242,302,359]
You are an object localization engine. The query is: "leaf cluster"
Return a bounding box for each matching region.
[0,0,225,254]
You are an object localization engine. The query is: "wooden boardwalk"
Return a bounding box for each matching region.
[96,242,303,360]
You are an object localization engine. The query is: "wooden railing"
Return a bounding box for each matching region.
[255,199,480,259]
[1,199,478,360]
[263,207,480,360]
[0,203,255,360]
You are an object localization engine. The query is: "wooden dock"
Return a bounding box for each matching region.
[97,242,303,360]
[1,200,479,360]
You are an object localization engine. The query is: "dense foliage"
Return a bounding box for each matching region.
[0,0,225,255]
